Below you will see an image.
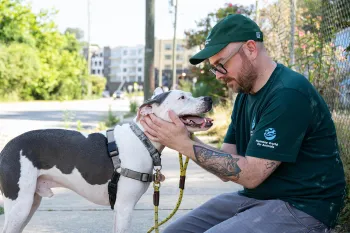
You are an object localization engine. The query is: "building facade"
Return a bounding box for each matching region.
[107,45,144,93]
[91,50,104,76]
[154,39,199,87]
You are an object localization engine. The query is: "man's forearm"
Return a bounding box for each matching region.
[179,139,249,185]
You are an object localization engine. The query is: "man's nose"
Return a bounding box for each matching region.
[215,71,226,81]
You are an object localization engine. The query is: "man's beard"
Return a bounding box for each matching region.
[226,50,258,94]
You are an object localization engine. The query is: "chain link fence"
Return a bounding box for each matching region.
[256,0,350,230]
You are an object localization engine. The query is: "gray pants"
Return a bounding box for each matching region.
[163,192,330,233]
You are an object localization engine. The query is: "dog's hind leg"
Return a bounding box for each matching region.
[2,193,36,233]
[2,152,38,233]
[19,193,42,232]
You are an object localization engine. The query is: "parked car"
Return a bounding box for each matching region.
[112,90,125,99]
[102,90,110,98]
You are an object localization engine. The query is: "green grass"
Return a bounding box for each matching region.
[0,207,4,215]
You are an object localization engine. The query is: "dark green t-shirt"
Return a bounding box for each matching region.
[224,63,347,228]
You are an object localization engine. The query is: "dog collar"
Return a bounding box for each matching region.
[129,122,162,167]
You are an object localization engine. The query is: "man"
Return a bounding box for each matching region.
[140,14,347,233]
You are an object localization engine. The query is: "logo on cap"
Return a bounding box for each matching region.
[256,32,261,39]
[205,38,211,45]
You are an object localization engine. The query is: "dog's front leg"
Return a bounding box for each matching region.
[113,177,149,233]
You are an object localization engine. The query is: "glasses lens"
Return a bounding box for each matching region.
[216,64,227,74]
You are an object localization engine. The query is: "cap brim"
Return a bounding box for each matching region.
[189,43,228,65]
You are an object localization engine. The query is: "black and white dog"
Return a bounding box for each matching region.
[0,87,213,233]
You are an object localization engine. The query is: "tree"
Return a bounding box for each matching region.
[0,0,89,101]
[64,27,84,41]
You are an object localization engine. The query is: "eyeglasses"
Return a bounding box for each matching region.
[209,43,244,76]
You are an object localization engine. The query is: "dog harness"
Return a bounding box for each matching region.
[106,122,162,210]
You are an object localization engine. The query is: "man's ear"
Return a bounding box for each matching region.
[136,104,153,122]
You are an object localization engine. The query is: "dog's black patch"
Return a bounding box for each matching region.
[0,129,114,200]
[139,91,171,108]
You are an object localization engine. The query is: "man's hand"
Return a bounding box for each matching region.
[140,110,191,151]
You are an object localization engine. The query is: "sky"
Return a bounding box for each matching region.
[25,0,259,48]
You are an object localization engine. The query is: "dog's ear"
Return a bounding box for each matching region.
[151,87,164,99]
[136,90,171,122]
[136,104,153,122]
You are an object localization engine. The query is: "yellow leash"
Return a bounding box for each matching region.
[147,136,192,233]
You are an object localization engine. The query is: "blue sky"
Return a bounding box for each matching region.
[25,0,258,47]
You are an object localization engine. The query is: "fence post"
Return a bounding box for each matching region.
[290,0,297,70]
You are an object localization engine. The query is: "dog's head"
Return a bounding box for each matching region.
[136,87,213,132]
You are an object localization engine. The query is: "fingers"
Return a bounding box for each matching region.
[143,115,162,132]
[168,110,184,126]
[144,131,160,142]
[140,119,159,137]
[149,114,167,127]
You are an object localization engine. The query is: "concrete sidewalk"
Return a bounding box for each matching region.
[0,146,242,233]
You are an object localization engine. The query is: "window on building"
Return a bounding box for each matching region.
[138,58,142,63]
[92,69,96,74]
[99,61,102,66]
[97,70,100,74]
[130,50,136,56]
[165,55,171,60]
[100,53,103,57]
[176,64,182,69]
[176,44,184,51]
[138,76,142,82]
[95,61,97,66]
[123,68,127,72]
[176,55,183,61]
[123,50,128,55]
[102,69,104,73]
[165,44,171,50]
[123,60,127,64]
[138,49,143,54]
[138,67,142,72]
[130,76,136,82]
[165,65,171,69]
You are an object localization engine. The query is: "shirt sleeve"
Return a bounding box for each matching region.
[246,89,312,163]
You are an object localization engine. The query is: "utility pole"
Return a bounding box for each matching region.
[255,0,259,24]
[158,40,163,87]
[171,0,178,89]
[290,0,297,69]
[87,0,91,75]
[144,0,155,100]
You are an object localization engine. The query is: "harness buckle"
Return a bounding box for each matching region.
[107,142,119,157]
[141,173,150,182]
[108,180,118,194]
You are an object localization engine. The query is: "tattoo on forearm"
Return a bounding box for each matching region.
[265,161,276,169]
[264,161,279,174]
[193,145,241,178]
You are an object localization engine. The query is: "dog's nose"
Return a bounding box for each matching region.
[203,96,212,103]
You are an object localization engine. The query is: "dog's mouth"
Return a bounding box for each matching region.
[179,115,214,128]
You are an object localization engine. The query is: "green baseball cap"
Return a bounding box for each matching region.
[189,14,263,65]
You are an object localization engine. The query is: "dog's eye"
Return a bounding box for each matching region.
[178,96,185,100]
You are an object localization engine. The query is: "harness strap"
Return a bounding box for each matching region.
[106,127,154,210]
[108,170,121,210]
[129,122,162,167]
[120,168,153,182]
